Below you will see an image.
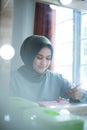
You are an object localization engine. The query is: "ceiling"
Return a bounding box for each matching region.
[1,0,87,12]
[35,0,87,11]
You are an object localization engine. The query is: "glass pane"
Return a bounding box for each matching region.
[54,7,73,82]
[81,13,87,39]
[54,42,73,82]
[81,40,87,64]
[54,43,73,65]
[56,6,73,23]
[55,20,73,43]
[80,12,87,90]
[80,66,87,90]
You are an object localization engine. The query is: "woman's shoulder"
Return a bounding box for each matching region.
[46,70,71,83]
[46,69,63,79]
[10,68,21,79]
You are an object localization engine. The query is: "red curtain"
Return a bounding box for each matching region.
[34,2,56,70]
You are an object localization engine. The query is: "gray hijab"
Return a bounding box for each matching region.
[18,35,53,82]
[20,35,53,69]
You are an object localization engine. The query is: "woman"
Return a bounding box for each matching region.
[10,35,87,103]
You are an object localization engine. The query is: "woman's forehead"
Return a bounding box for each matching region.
[38,47,51,55]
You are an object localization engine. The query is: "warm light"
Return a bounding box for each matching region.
[0,44,15,60]
[59,0,72,5]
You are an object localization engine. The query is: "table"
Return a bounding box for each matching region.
[38,101,87,130]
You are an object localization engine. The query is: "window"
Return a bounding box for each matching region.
[54,7,73,82]
[53,6,87,90]
[81,12,87,90]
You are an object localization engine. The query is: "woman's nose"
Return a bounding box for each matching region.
[41,58,47,65]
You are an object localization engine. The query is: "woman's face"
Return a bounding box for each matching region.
[33,47,52,74]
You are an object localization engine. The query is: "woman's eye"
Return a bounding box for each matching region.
[36,55,52,60]
[46,56,52,60]
[36,56,42,60]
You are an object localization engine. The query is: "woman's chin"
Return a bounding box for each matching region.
[36,69,46,74]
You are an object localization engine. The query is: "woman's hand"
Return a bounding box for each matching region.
[67,87,83,100]
[68,88,83,100]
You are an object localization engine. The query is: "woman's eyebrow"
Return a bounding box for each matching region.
[36,54,42,57]
[37,54,51,57]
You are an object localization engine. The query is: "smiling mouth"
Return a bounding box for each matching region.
[39,66,46,70]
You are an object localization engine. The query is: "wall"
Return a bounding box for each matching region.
[0,0,13,98]
[11,0,35,70]
[0,0,35,99]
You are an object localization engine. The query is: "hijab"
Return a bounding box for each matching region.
[18,35,53,82]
